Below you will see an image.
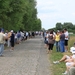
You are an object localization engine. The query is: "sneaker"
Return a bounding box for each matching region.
[53,61,60,64]
[65,50,68,52]
[62,71,67,75]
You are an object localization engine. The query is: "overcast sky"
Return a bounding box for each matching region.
[36,0,75,30]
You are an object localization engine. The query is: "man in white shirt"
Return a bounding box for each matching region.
[64,28,69,52]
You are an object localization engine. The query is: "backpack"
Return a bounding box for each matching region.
[48,34,55,44]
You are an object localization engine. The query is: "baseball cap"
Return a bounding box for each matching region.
[57,30,60,32]
[11,30,13,33]
[70,47,75,54]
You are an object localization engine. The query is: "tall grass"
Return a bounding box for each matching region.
[49,36,75,75]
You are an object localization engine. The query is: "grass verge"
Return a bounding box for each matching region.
[49,36,75,75]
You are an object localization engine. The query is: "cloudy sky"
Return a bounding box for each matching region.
[36,0,75,30]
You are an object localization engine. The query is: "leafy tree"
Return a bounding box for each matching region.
[63,22,73,29]
[0,0,42,31]
[56,23,62,30]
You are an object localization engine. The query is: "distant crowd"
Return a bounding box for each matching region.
[42,28,75,75]
[42,28,69,53]
[0,28,75,75]
[0,28,41,56]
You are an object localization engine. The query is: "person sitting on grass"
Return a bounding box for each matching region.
[53,43,75,74]
[64,52,75,75]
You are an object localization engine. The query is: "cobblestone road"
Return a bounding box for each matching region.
[0,36,51,75]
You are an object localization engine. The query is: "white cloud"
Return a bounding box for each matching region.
[37,0,53,7]
[36,0,75,30]
[72,12,75,16]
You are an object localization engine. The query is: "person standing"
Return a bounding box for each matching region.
[44,31,49,49]
[7,31,11,47]
[64,28,69,52]
[55,31,60,52]
[59,30,65,52]
[26,31,28,40]
[10,30,15,51]
[0,28,6,56]
[47,30,55,53]
[17,31,21,44]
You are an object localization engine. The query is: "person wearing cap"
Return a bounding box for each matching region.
[10,30,15,51]
[53,43,75,74]
[64,53,75,75]
[65,46,75,74]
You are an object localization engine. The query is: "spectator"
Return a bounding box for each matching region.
[26,32,28,40]
[55,31,60,52]
[44,31,49,49]
[0,28,6,56]
[59,30,65,52]
[64,28,69,52]
[10,30,15,51]
[47,30,55,53]
[4,30,8,46]
[53,43,75,74]
[7,31,11,47]
[17,31,21,44]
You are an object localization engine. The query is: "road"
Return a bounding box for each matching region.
[0,36,51,75]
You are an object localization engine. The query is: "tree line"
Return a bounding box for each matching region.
[48,22,75,33]
[0,0,41,31]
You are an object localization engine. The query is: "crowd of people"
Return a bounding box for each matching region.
[42,28,75,75]
[0,28,41,57]
[0,28,75,75]
[53,43,75,75]
[43,28,69,53]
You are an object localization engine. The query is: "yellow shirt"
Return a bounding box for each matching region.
[55,34,60,41]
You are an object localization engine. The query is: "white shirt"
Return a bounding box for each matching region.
[64,31,69,40]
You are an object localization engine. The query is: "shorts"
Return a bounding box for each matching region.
[65,40,68,46]
[66,62,74,66]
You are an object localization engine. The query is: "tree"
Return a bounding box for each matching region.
[63,22,73,29]
[56,23,62,30]
[0,0,42,31]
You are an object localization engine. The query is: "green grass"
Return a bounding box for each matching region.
[49,36,75,75]
[49,47,66,75]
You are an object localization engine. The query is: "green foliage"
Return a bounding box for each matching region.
[56,23,62,30]
[0,0,42,31]
[49,22,75,33]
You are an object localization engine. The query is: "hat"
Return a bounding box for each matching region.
[70,47,75,54]
[57,30,60,32]
[11,30,13,33]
